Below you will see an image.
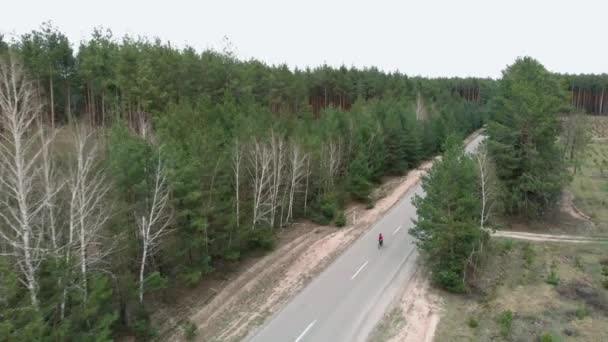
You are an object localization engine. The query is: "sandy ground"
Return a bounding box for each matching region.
[387,269,442,342]
[162,160,436,341]
[560,190,594,224]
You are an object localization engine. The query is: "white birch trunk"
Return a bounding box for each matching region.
[136,154,172,304]
[249,139,273,228]
[68,126,112,301]
[0,54,48,309]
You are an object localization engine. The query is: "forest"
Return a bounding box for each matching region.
[0,24,492,340]
[0,23,601,341]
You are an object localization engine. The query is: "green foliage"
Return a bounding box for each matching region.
[523,243,536,267]
[545,261,560,286]
[69,275,118,341]
[19,22,75,121]
[574,255,584,270]
[311,192,339,225]
[601,264,608,289]
[410,136,488,292]
[496,310,513,338]
[155,100,223,274]
[539,332,560,342]
[108,122,156,199]
[488,57,568,217]
[246,227,276,251]
[0,257,117,342]
[335,211,347,227]
[348,149,373,201]
[467,317,479,328]
[144,271,169,293]
[501,238,514,253]
[183,320,198,341]
[132,314,157,340]
[575,305,588,320]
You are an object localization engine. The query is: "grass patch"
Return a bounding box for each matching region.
[467,317,479,328]
[496,310,513,338]
[501,238,514,254]
[575,305,588,320]
[334,211,346,227]
[182,320,198,341]
[539,331,562,342]
[523,242,536,268]
[435,241,608,342]
[546,261,560,286]
[574,255,584,271]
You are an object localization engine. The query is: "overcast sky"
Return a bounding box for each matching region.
[2,0,606,78]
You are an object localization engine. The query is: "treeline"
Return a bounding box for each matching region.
[558,74,608,115]
[0,25,490,340]
[0,23,495,126]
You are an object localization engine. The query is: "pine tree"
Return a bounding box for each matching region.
[348,148,372,201]
[403,120,423,168]
[410,136,486,292]
[384,127,408,174]
[487,57,568,217]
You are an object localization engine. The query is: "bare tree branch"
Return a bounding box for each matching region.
[66,125,112,301]
[0,52,47,309]
[136,153,173,304]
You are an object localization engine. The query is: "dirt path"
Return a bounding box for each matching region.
[367,267,441,342]
[560,190,594,224]
[491,230,607,243]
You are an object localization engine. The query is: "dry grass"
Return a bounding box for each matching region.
[367,307,406,342]
[588,116,608,140]
[435,241,608,342]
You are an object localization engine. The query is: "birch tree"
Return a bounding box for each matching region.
[320,140,342,194]
[476,143,497,230]
[136,154,172,304]
[0,53,47,309]
[232,137,242,232]
[67,126,112,301]
[268,132,285,228]
[461,142,497,285]
[248,138,273,228]
[285,142,307,224]
[303,156,311,215]
[39,126,62,253]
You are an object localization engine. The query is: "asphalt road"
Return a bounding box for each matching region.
[247,135,485,342]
